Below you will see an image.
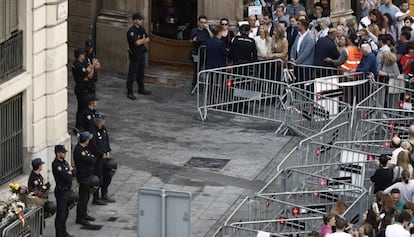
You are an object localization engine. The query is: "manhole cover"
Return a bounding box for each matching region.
[186,157,230,169]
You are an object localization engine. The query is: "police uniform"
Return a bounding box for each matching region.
[73,135,96,224]
[126,13,151,98]
[28,170,50,197]
[79,95,97,132]
[52,145,74,237]
[84,39,98,96]
[89,113,113,202]
[72,50,90,129]
[230,35,258,65]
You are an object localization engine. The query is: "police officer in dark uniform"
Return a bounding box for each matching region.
[52,145,75,237]
[230,24,258,65]
[72,48,98,130]
[84,39,101,96]
[74,131,96,225]
[89,112,115,204]
[28,158,50,197]
[79,95,98,132]
[189,15,213,94]
[126,12,151,100]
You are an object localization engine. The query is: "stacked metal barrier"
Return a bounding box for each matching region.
[197,59,288,123]
[202,61,411,236]
[1,206,43,237]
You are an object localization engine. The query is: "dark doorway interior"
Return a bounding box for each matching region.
[150,0,197,40]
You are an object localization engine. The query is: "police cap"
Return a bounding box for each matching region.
[32,158,45,170]
[85,39,94,49]
[132,12,144,20]
[54,145,67,154]
[95,111,105,122]
[74,48,85,58]
[79,131,93,142]
[239,24,250,33]
[85,94,98,103]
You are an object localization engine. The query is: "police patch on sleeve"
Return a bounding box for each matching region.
[87,115,92,120]
[57,166,62,171]
[130,31,134,36]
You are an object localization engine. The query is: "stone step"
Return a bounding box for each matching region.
[144,64,193,88]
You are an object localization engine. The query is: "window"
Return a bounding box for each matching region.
[0,0,18,44]
[0,94,23,185]
[0,0,22,81]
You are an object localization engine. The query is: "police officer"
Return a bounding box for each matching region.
[72,48,98,130]
[28,158,50,197]
[79,95,98,132]
[126,12,151,100]
[84,39,101,96]
[89,112,115,204]
[52,145,75,237]
[230,24,258,65]
[74,131,96,225]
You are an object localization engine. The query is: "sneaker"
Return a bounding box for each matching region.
[127,94,137,100]
[102,194,116,203]
[75,218,90,225]
[84,214,95,221]
[92,198,107,205]
[138,89,152,95]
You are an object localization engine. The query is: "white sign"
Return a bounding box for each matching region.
[257,230,271,237]
[248,6,262,16]
[57,1,68,20]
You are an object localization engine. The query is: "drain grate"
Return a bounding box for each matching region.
[186,157,230,169]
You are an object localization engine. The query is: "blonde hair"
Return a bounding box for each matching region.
[381,51,397,66]
[397,150,411,171]
[258,25,271,45]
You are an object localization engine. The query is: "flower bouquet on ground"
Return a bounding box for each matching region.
[0,183,26,226]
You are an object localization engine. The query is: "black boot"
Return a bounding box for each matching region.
[102,192,115,203]
[92,193,107,205]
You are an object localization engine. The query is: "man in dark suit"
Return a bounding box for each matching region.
[314,28,340,77]
[286,16,299,58]
[205,26,228,70]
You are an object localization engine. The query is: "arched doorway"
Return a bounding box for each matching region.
[149,0,197,66]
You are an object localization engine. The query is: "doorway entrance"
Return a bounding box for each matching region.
[149,0,197,65]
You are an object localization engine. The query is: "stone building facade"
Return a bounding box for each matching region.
[0,0,69,199]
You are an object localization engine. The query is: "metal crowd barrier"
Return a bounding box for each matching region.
[213,167,368,236]
[1,206,43,237]
[285,71,371,137]
[197,59,288,123]
[352,80,414,140]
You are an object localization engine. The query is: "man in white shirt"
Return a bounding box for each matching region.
[395,0,410,40]
[248,15,259,38]
[385,210,411,237]
[390,136,403,167]
[326,216,352,237]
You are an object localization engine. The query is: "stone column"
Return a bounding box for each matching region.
[202,0,243,22]
[329,0,354,24]
[96,0,143,75]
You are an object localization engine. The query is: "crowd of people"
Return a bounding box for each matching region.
[190,0,414,97]
[304,125,414,237]
[186,0,414,237]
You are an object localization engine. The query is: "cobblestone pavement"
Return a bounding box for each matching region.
[42,70,297,237]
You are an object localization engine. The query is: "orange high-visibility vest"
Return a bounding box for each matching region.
[339,46,362,71]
